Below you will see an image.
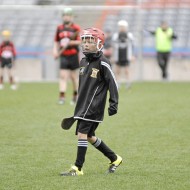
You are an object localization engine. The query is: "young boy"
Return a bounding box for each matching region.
[112,20,134,88]
[0,30,17,90]
[53,7,81,105]
[60,27,122,176]
[147,21,177,80]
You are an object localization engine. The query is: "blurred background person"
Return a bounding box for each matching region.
[102,28,113,61]
[53,7,81,105]
[112,20,135,89]
[0,30,17,90]
[147,21,177,80]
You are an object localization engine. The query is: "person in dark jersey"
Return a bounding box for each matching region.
[60,28,122,176]
[103,28,113,60]
[112,20,135,88]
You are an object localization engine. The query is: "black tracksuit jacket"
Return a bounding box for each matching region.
[74,51,118,122]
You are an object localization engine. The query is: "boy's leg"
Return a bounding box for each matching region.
[88,136,122,173]
[74,132,88,170]
[157,52,165,79]
[125,64,131,89]
[59,69,69,104]
[0,68,3,83]
[88,136,117,162]
[115,64,122,87]
[0,68,4,90]
[70,70,78,104]
[162,52,170,79]
[7,67,14,82]
[60,120,91,176]
[58,56,71,104]
[69,55,79,104]
[60,132,87,176]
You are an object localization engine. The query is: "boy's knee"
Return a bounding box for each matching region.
[87,136,97,144]
[78,132,87,140]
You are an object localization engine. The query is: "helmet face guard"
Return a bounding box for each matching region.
[80,28,105,54]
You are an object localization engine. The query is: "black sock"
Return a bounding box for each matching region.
[92,138,117,162]
[75,139,88,170]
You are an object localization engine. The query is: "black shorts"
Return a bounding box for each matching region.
[116,60,130,67]
[75,119,99,137]
[0,58,13,69]
[60,54,79,70]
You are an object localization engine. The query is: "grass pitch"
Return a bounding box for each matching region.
[0,82,190,190]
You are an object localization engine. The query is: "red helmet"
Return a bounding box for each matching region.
[80,27,105,52]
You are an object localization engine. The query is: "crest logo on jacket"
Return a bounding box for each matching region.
[79,67,85,75]
[90,68,99,78]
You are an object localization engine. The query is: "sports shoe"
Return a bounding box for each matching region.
[107,155,122,173]
[60,165,84,176]
[0,84,4,90]
[70,100,75,105]
[10,84,17,90]
[58,98,65,105]
[126,82,131,90]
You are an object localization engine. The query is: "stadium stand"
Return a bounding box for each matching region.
[102,0,190,56]
[0,2,105,50]
[0,0,189,81]
[0,0,37,5]
[0,0,189,56]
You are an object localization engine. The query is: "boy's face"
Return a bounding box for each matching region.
[119,26,127,32]
[81,36,98,54]
[3,35,10,41]
[62,14,73,25]
[161,22,168,31]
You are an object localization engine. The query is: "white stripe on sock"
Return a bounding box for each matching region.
[93,138,101,148]
[78,140,88,147]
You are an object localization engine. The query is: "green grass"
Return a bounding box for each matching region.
[0,82,190,190]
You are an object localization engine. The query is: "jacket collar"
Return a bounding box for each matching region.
[85,51,102,62]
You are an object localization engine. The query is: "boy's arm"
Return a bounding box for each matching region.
[68,28,81,46]
[101,61,119,116]
[53,41,60,59]
[171,31,178,40]
[12,43,16,60]
[0,45,1,64]
[143,29,156,35]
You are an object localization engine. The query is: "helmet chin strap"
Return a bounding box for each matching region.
[96,39,103,51]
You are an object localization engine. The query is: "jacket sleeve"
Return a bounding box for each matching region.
[172,32,178,40]
[101,61,119,116]
[149,31,156,35]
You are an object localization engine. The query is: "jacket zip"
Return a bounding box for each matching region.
[83,86,99,118]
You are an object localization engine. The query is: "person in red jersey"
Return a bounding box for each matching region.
[53,7,81,105]
[0,30,17,90]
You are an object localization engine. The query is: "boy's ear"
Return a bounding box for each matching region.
[98,41,103,48]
